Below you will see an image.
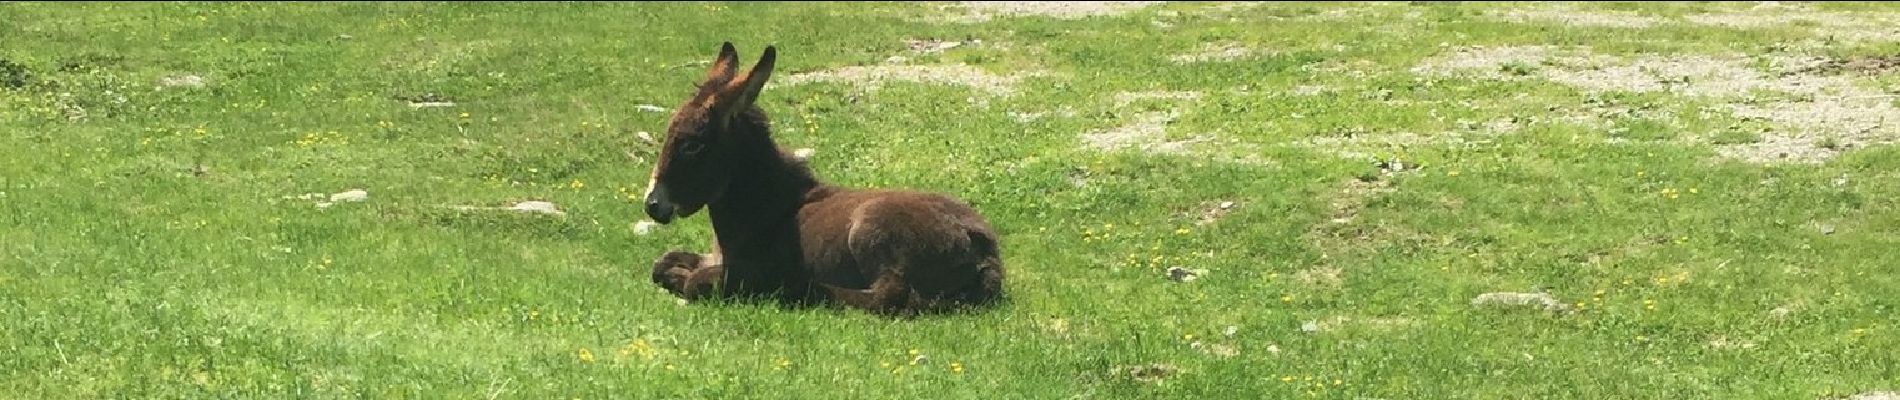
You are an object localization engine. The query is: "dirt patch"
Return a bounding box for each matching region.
[1719,100,1900,163]
[1414,45,1900,164]
[1083,90,1209,154]
[1326,177,1396,225]
[1193,200,1237,226]
[1490,8,1666,28]
[1801,54,1900,75]
[1299,161,1427,260]
[1846,392,1900,400]
[905,37,979,54]
[1293,265,1342,288]
[158,74,207,89]
[936,1,1165,23]
[773,64,1041,96]
[1685,9,1900,43]
[1111,363,1180,384]
[1295,130,1474,160]
[1471,292,1572,313]
[1081,111,1207,154]
[1170,41,1270,64]
[1301,58,1381,79]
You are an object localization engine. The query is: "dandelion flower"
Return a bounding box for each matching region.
[577,348,595,363]
[950,362,964,374]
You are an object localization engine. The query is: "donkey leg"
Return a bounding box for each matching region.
[650,251,704,297]
[818,272,914,316]
[674,264,732,301]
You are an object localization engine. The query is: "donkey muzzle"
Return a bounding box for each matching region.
[644,185,676,224]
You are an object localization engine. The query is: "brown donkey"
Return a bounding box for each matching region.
[640,43,1006,316]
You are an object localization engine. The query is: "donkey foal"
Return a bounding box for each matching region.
[641,42,1006,316]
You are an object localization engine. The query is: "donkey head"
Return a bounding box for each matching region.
[643,42,777,224]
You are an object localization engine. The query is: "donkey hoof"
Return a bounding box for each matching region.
[650,251,702,287]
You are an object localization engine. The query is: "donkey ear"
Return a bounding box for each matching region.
[703,42,740,86]
[710,46,778,127]
[726,46,777,110]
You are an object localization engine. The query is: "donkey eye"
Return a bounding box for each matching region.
[679,140,706,155]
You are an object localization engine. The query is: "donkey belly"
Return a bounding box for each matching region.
[800,191,996,297]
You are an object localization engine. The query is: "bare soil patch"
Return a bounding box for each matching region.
[773,64,1042,96]
[935,1,1165,23]
[1414,45,1900,164]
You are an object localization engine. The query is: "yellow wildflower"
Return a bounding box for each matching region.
[577,348,595,363]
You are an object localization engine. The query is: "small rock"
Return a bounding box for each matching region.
[1265,344,1281,354]
[1218,201,1236,210]
[637,131,657,144]
[509,201,565,216]
[885,55,910,64]
[1222,325,1238,337]
[911,355,930,365]
[1471,292,1571,312]
[633,220,660,235]
[336,34,355,40]
[634,104,667,113]
[792,148,815,160]
[1165,267,1202,282]
[159,74,205,88]
[329,189,368,203]
[1849,392,1900,400]
[1300,321,1322,333]
[407,101,457,108]
[1820,224,1836,235]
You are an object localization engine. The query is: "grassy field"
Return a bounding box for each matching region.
[4,1,1899,398]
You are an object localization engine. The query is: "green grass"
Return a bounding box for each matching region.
[4,1,1898,398]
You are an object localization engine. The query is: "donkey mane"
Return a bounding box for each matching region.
[642,42,1006,317]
